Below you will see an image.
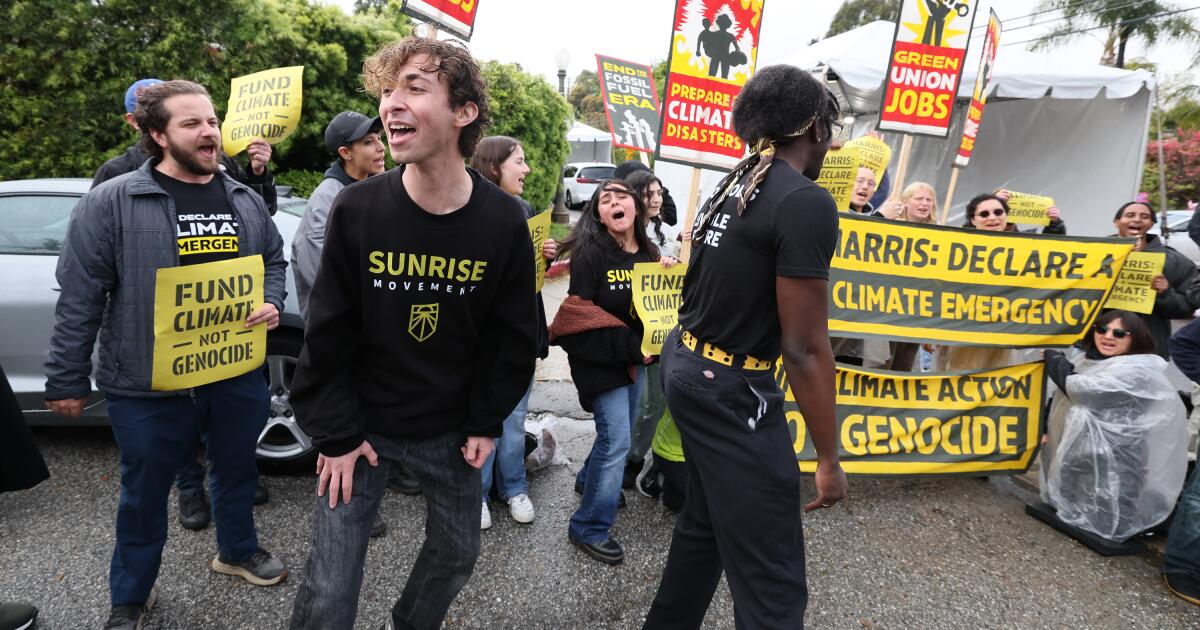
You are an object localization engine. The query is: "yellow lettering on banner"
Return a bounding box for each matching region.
[632,262,687,356]
[527,212,551,293]
[152,256,266,391]
[1104,251,1165,315]
[221,66,304,156]
[1005,191,1055,227]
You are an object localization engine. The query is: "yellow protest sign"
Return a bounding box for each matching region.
[221,66,304,156]
[843,136,892,183]
[1005,191,1054,226]
[528,211,551,293]
[783,361,1045,475]
[151,256,267,391]
[632,262,687,355]
[1104,251,1165,314]
[815,146,860,211]
[830,215,1134,347]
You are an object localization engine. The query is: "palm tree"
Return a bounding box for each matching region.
[1032,0,1200,68]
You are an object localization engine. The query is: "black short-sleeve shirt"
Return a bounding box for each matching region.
[568,235,656,336]
[153,170,239,266]
[678,160,839,359]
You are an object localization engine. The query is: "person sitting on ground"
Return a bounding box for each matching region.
[550,179,671,565]
[1110,201,1196,358]
[636,408,687,513]
[1042,310,1188,542]
[469,135,557,529]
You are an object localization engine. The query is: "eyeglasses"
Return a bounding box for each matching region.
[1095,324,1133,339]
[975,208,1007,219]
[827,119,846,142]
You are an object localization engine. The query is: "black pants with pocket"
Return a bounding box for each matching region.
[643,329,808,630]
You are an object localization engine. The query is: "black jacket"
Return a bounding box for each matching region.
[92,144,277,215]
[1140,234,1198,358]
[1170,316,1200,382]
[0,362,49,493]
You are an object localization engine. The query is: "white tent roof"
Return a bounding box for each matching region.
[778,20,1155,114]
[566,121,611,142]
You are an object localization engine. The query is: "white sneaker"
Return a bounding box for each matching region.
[508,493,535,524]
[480,502,492,530]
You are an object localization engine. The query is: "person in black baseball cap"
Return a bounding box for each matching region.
[292,111,385,317]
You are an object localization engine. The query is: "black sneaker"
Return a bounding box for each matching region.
[371,513,387,539]
[635,456,661,499]
[0,602,37,630]
[1165,572,1200,606]
[178,491,211,531]
[387,465,421,496]
[622,460,640,489]
[210,548,288,586]
[254,481,270,505]
[574,481,626,507]
[103,586,157,630]
[568,534,624,565]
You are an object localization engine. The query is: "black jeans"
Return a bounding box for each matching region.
[644,329,809,629]
[289,431,481,630]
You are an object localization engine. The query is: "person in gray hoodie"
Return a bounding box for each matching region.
[291,111,386,316]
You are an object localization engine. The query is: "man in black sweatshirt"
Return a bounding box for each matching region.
[287,37,537,630]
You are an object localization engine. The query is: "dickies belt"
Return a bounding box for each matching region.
[680,330,773,371]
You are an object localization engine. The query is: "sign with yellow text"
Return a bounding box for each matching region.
[632,262,687,355]
[151,256,266,391]
[528,211,551,293]
[656,0,766,170]
[597,55,661,153]
[815,145,860,210]
[1104,251,1165,314]
[879,0,980,137]
[1005,191,1054,226]
[955,10,1002,167]
[783,361,1045,475]
[400,0,479,40]
[221,66,304,156]
[830,215,1134,347]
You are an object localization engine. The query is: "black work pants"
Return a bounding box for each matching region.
[644,329,808,630]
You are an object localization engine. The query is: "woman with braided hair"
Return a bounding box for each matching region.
[642,64,848,629]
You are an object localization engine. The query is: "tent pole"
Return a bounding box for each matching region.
[889,135,915,202]
[680,167,703,263]
[1154,81,1170,236]
[941,166,961,225]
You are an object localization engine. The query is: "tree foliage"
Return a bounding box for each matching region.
[1032,0,1200,68]
[825,0,898,38]
[1143,130,1200,208]
[0,0,410,181]
[481,61,571,213]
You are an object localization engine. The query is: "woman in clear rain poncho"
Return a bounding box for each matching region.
[1041,309,1189,542]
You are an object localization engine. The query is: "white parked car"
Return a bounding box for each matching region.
[0,178,315,464]
[1148,210,1199,267]
[561,162,616,209]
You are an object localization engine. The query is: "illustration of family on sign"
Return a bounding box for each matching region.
[695,14,748,80]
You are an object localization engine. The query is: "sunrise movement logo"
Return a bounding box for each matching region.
[408,303,439,342]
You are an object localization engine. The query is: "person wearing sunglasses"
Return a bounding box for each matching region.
[964,191,1067,234]
[1040,310,1188,543]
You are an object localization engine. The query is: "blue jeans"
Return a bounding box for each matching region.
[289,431,482,630]
[105,370,267,607]
[1165,463,1200,578]
[570,368,645,543]
[481,380,532,501]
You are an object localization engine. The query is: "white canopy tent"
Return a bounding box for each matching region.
[781,20,1156,236]
[566,121,613,164]
[655,21,1155,237]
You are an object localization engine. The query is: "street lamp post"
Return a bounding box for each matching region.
[552,49,572,225]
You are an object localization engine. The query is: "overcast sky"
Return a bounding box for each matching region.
[331,0,1195,92]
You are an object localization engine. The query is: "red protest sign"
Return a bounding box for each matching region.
[954,10,1001,168]
[656,0,766,170]
[400,0,479,40]
[878,0,979,137]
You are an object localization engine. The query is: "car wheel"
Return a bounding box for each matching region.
[258,329,315,465]
[565,190,574,210]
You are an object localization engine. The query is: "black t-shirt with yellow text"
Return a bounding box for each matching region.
[153,170,239,265]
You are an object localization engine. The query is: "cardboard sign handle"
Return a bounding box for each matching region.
[680,167,703,264]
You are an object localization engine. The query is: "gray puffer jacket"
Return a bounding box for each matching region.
[44,159,287,400]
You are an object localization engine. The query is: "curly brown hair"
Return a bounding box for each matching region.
[362,36,491,158]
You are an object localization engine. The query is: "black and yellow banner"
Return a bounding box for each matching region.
[785,361,1045,475]
[831,215,1135,348]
